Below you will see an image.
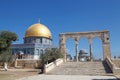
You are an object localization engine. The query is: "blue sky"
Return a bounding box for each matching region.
[0,0,120,58]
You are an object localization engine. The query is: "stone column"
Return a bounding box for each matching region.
[89,43,93,61]
[89,39,93,61]
[75,40,79,62]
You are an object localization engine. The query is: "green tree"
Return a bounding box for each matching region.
[0,51,14,63]
[39,48,62,73]
[0,31,17,51]
[0,31,18,54]
[40,48,62,64]
[0,31,18,70]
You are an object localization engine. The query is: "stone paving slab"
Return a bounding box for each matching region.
[17,74,117,80]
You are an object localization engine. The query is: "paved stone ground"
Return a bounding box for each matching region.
[17,62,118,80]
[17,74,117,80]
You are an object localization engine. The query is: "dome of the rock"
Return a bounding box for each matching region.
[25,23,52,39]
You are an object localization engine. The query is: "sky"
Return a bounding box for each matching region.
[0,0,120,59]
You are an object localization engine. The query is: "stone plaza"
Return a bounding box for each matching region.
[17,74,117,80]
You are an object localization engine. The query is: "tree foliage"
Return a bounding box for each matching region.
[40,48,63,64]
[0,31,18,63]
[0,51,14,63]
[0,31,18,54]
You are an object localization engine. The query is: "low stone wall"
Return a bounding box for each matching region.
[105,57,120,74]
[15,59,41,69]
[0,62,15,68]
[105,57,114,72]
[44,58,63,73]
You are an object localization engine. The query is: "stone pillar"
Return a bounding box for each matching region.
[75,39,79,62]
[89,38,93,62]
[102,32,111,59]
[103,43,111,59]
[59,35,67,62]
[60,44,66,62]
[89,43,93,61]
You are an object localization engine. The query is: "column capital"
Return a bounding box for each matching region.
[75,37,79,41]
[75,38,79,45]
[89,39,92,44]
[75,41,78,45]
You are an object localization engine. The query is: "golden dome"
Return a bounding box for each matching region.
[25,23,52,39]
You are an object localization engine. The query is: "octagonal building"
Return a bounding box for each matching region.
[11,23,55,60]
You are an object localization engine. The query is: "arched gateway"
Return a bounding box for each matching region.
[59,30,111,62]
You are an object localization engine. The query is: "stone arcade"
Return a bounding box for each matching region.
[59,30,111,62]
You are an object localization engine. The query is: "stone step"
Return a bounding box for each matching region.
[46,61,111,75]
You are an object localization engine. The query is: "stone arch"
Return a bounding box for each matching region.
[92,36,102,41]
[92,37,103,60]
[66,38,75,61]
[78,37,90,61]
[65,36,75,43]
[59,30,111,62]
